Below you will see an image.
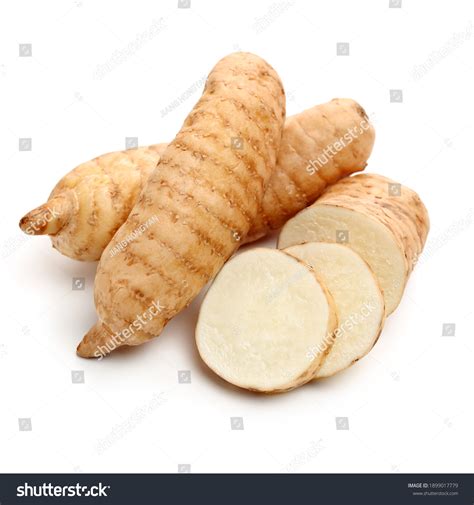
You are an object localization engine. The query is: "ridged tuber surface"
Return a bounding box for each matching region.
[249,98,375,240]
[77,52,286,358]
[19,144,167,261]
[19,99,374,260]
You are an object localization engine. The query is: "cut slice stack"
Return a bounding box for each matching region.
[196,249,338,393]
[196,174,429,393]
[196,243,386,391]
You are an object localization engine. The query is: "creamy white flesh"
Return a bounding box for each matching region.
[196,248,335,392]
[278,205,406,314]
[284,242,385,378]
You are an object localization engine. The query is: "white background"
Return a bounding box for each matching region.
[1,0,473,474]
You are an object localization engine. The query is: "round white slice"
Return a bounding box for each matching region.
[278,205,407,314]
[284,242,385,378]
[195,248,338,393]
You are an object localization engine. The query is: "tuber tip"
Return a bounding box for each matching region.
[19,193,74,236]
[76,321,117,359]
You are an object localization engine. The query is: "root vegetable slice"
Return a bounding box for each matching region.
[195,248,338,393]
[284,242,385,378]
[278,174,430,314]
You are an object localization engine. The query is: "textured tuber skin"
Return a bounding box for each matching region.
[314,174,430,278]
[19,144,168,261]
[248,98,375,240]
[19,99,374,260]
[77,52,286,358]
